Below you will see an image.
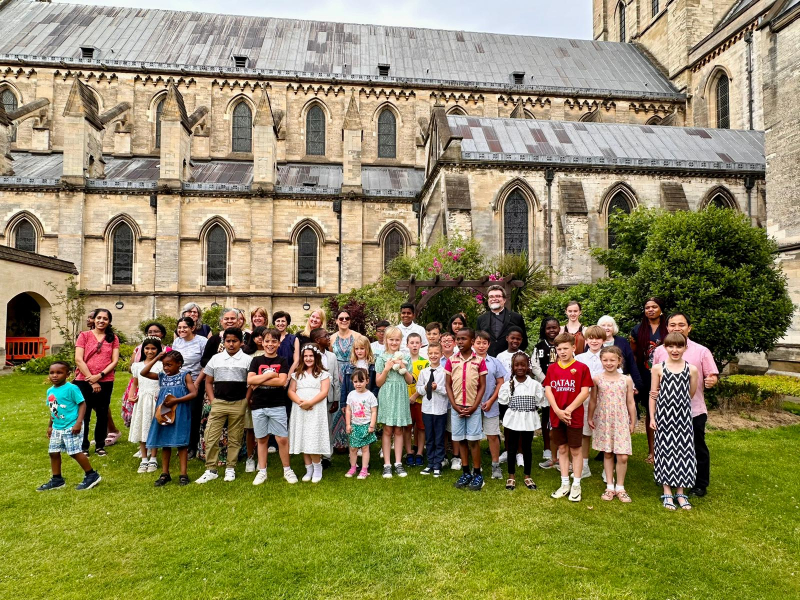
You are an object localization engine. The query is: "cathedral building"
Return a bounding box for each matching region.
[0,0,796,369]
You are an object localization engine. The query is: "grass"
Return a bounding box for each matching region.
[2,372,799,599]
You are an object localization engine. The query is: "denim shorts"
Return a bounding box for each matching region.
[252,407,289,438]
[450,407,483,441]
[49,426,84,455]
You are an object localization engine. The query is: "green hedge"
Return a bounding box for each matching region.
[17,343,137,375]
[705,374,800,410]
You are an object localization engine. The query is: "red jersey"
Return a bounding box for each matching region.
[544,359,593,429]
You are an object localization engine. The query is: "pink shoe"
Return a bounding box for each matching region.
[345,465,358,478]
[357,468,369,480]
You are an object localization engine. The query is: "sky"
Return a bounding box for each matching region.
[69,0,594,40]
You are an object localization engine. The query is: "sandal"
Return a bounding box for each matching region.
[104,432,120,446]
[524,478,537,490]
[645,453,655,465]
[178,475,190,486]
[675,493,692,510]
[616,490,632,503]
[661,494,676,510]
[601,489,616,501]
[95,448,108,457]
[505,478,516,491]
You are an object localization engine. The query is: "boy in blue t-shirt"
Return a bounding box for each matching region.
[37,361,101,491]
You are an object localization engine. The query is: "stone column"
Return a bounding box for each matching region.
[342,91,363,195]
[62,77,105,186]
[0,103,12,175]
[252,90,277,193]
[157,83,192,189]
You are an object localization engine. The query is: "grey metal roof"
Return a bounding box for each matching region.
[0,0,682,99]
[450,116,765,172]
[3,152,424,195]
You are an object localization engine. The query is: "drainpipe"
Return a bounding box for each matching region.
[544,168,555,269]
[333,198,342,294]
[744,175,755,223]
[745,31,754,130]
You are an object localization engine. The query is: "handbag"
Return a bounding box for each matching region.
[156,394,177,425]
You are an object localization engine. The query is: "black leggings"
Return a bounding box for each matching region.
[76,380,114,451]
[189,394,204,454]
[505,428,533,476]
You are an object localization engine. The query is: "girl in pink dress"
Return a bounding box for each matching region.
[588,346,636,503]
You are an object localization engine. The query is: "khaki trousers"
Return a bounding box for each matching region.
[204,399,247,470]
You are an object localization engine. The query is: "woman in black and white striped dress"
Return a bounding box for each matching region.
[649,332,699,511]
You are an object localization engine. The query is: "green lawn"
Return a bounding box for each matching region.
[2,372,799,599]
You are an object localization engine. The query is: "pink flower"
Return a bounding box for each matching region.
[421,290,428,295]
[475,294,484,303]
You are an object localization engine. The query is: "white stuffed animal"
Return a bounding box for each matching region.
[391,351,408,375]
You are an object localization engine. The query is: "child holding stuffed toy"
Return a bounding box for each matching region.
[376,326,416,478]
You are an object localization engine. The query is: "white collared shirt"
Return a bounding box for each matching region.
[397,321,428,351]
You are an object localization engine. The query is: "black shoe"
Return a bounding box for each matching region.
[321,458,331,470]
[154,473,172,487]
[75,471,101,490]
[37,476,66,492]
[178,475,190,486]
[187,450,197,460]
[689,486,707,497]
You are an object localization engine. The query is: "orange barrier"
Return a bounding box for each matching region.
[5,337,49,361]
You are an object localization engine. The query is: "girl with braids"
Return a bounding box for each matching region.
[630,296,669,463]
[497,352,546,491]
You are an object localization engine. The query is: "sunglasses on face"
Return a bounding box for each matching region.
[338,317,350,322]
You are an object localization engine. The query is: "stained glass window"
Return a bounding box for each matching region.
[1,88,17,142]
[112,223,133,285]
[14,219,36,252]
[607,192,632,249]
[206,225,227,287]
[710,193,729,209]
[378,109,396,158]
[306,106,325,156]
[716,74,730,129]
[504,191,529,255]
[154,98,165,149]
[232,102,252,152]
[619,3,626,42]
[298,227,318,287]
[383,229,404,269]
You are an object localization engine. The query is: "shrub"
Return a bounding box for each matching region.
[17,353,71,375]
[139,314,178,345]
[705,376,782,411]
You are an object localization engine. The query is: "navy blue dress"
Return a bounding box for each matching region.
[146,370,191,449]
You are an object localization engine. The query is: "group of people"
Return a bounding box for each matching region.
[38,290,719,510]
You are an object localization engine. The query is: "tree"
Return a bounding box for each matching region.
[45,275,88,356]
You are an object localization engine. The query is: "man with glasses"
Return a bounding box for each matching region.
[476,285,528,357]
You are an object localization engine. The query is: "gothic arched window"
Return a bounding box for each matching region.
[306,105,325,156]
[154,97,165,149]
[111,223,134,285]
[232,101,252,152]
[607,192,632,249]
[503,191,529,255]
[383,229,405,269]
[378,109,397,158]
[652,0,659,17]
[619,2,626,42]
[1,88,18,142]
[716,74,730,129]
[297,227,318,287]
[206,225,228,287]
[14,219,36,252]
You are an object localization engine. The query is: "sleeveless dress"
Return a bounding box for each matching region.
[289,371,333,455]
[146,370,191,449]
[128,361,163,444]
[376,352,412,427]
[330,335,355,450]
[591,375,632,455]
[653,361,696,487]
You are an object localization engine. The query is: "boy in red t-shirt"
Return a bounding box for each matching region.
[544,332,593,502]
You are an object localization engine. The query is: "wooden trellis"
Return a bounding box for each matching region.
[396,274,523,316]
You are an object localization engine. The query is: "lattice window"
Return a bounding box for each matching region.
[607,192,632,249]
[503,191,529,255]
[306,106,325,156]
[716,74,730,129]
[14,219,36,252]
[378,109,396,158]
[297,227,318,287]
[154,98,165,149]
[111,223,133,285]
[1,88,17,142]
[652,0,659,17]
[710,194,729,209]
[619,3,626,42]
[206,225,228,287]
[383,229,405,269]
[232,102,252,153]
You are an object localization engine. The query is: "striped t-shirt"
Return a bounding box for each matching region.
[203,349,252,400]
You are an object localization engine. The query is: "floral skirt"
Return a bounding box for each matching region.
[349,423,377,449]
[331,407,350,451]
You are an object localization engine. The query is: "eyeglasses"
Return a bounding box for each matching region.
[338,317,350,322]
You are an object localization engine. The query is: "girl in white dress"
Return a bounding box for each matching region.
[288,345,332,483]
[128,338,163,473]
[498,352,546,491]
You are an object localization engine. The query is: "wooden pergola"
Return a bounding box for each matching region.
[396,274,523,315]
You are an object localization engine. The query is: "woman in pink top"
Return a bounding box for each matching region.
[74,308,120,456]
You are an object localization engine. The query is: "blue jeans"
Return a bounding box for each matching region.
[422,412,446,470]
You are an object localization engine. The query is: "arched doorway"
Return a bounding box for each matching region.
[5,292,52,361]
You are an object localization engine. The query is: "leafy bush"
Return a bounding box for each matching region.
[139,314,178,345]
[725,374,800,398]
[705,376,782,411]
[16,353,72,375]
[116,343,137,373]
[202,305,224,334]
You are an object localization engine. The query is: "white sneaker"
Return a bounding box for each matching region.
[195,470,218,484]
[498,451,508,464]
[284,469,298,484]
[516,453,524,467]
[133,450,142,459]
[379,448,384,459]
[224,468,236,482]
[569,482,582,502]
[582,465,592,478]
[245,458,256,473]
[302,468,313,482]
[311,467,322,484]
[252,470,267,486]
[147,458,158,473]
[267,446,277,454]
[440,458,450,470]
[450,457,462,471]
[137,460,148,473]
[551,484,571,499]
